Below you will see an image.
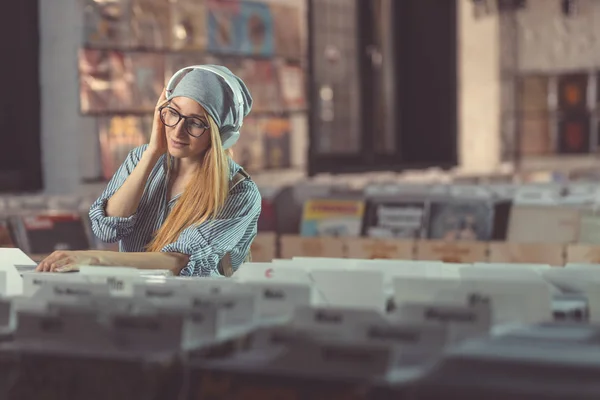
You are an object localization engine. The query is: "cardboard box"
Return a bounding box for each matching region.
[415,241,487,263]
[566,244,600,264]
[489,242,565,266]
[507,205,581,244]
[344,238,414,260]
[250,233,277,262]
[280,235,345,259]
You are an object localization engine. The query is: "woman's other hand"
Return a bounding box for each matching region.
[148,88,168,156]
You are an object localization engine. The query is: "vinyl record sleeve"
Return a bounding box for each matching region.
[129,52,165,112]
[170,0,208,50]
[239,1,274,56]
[207,0,243,54]
[130,0,172,49]
[270,3,302,59]
[98,115,147,180]
[79,49,113,113]
[83,0,130,48]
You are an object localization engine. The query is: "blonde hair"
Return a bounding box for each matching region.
[146,107,231,252]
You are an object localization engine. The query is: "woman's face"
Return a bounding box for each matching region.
[164,96,213,159]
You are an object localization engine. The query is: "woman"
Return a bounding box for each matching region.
[36,65,261,276]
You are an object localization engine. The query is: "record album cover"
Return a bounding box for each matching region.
[129,52,165,112]
[362,200,427,239]
[239,1,274,56]
[301,198,365,237]
[426,200,494,241]
[263,117,291,169]
[79,49,113,113]
[557,115,590,154]
[242,60,282,113]
[99,116,147,180]
[14,213,92,254]
[207,0,243,54]
[270,3,302,59]
[166,53,207,80]
[83,0,130,48]
[130,0,171,49]
[109,51,135,112]
[276,61,306,111]
[170,0,208,50]
[558,72,588,112]
[232,117,265,173]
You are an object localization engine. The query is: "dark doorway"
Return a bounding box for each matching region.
[308,0,458,175]
[0,1,42,192]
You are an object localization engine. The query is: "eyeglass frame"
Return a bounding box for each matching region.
[158,105,210,138]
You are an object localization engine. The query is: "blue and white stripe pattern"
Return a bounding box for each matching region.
[89,145,261,277]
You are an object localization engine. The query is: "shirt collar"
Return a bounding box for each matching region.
[227,156,242,181]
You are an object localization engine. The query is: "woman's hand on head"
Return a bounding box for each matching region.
[148,88,168,157]
[35,250,103,273]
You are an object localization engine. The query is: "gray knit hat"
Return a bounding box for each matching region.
[166,65,253,149]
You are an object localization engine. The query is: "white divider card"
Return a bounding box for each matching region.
[289,257,363,271]
[32,281,111,302]
[22,272,91,297]
[157,291,257,338]
[359,322,448,366]
[359,260,453,298]
[566,263,600,268]
[544,267,600,294]
[393,276,552,324]
[107,311,186,353]
[0,298,11,328]
[514,186,561,205]
[461,266,548,283]
[472,262,550,271]
[15,309,116,351]
[45,294,151,316]
[449,185,491,199]
[584,282,600,323]
[248,325,307,351]
[161,276,240,295]
[393,301,492,343]
[144,303,221,350]
[132,280,192,300]
[189,292,256,332]
[290,306,387,339]
[78,266,143,297]
[310,269,385,311]
[0,248,33,295]
[462,279,552,324]
[243,282,311,321]
[0,272,6,298]
[271,335,393,377]
[560,184,600,206]
[494,322,600,344]
[393,277,462,306]
[9,296,50,316]
[233,262,313,285]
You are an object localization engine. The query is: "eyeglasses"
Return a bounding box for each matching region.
[159,106,210,138]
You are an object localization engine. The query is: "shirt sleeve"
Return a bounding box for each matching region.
[161,179,262,277]
[88,145,149,243]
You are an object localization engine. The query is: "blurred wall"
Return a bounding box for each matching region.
[39,0,99,194]
[517,0,600,72]
[39,0,307,194]
[458,0,501,173]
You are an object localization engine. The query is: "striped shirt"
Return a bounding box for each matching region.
[89,145,261,277]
